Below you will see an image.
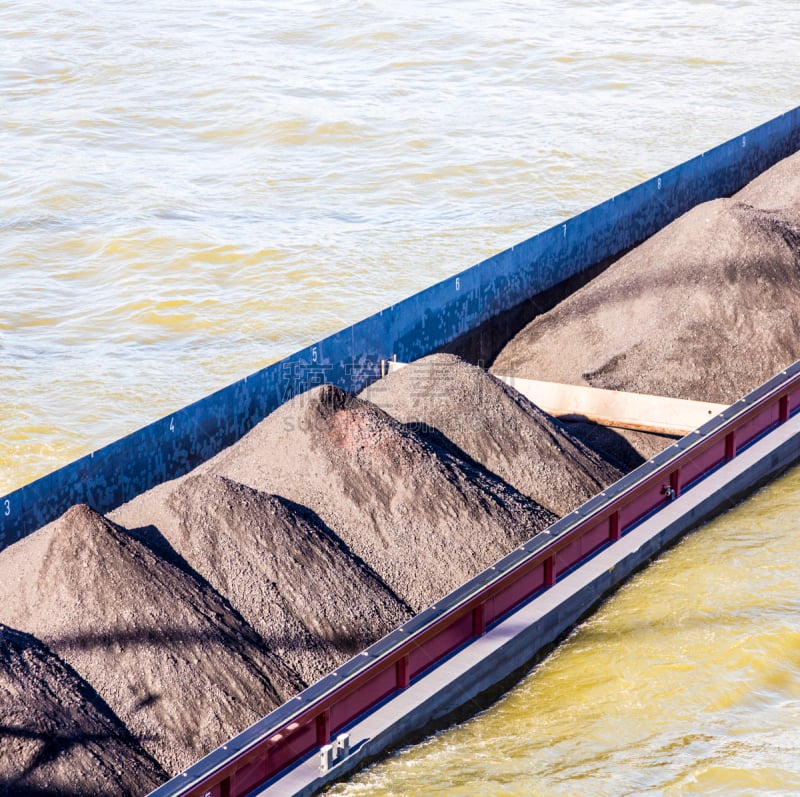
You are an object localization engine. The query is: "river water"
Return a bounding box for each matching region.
[330,465,800,796]
[2,1,800,493]
[2,2,799,792]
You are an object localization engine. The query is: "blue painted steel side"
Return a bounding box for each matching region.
[2,107,800,548]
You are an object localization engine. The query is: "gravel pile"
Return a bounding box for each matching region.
[491,196,800,404]
[559,421,678,471]
[0,504,304,778]
[360,353,622,516]
[111,473,413,685]
[0,623,166,797]
[735,149,800,218]
[203,384,557,612]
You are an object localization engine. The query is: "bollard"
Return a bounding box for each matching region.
[319,743,334,775]
[334,733,351,760]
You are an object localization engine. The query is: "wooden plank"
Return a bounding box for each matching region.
[496,376,726,435]
[385,361,726,435]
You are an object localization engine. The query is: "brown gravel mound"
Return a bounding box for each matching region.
[202,384,556,612]
[0,504,304,777]
[360,353,622,515]
[111,473,412,685]
[491,198,800,404]
[734,149,800,218]
[0,623,166,797]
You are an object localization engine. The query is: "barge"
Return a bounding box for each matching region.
[2,107,800,797]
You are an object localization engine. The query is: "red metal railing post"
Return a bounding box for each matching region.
[544,556,556,586]
[472,603,486,637]
[396,655,410,689]
[725,430,736,460]
[609,511,620,541]
[669,468,681,498]
[780,395,790,422]
[316,710,330,747]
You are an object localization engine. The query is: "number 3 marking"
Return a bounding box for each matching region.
[3,499,10,517]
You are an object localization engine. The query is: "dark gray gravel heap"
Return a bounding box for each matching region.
[0,623,167,797]
[360,353,622,516]
[0,504,304,778]
[559,421,678,472]
[111,473,413,686]
[491,197,800,404]
[204,384,557,612]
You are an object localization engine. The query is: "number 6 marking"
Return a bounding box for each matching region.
[169,417,175,432]
[312,346,318,363]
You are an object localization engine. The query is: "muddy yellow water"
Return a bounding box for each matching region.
[3,1,800,493]
[2,3,800,791]
[331,466,800,796]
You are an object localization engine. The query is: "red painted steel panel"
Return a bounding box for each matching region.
[555,537,582,576]
[329,664,397,733]
[231,755,268,796]
[484,563,546,625]
[736,403,780,448]
[316,710,330,746]
[579,519,609,557]
[544,555,555,586]
[264,721,316,778]
[678,439,726,488]
[408,612,473,680]
[554,521,606,576]
[472,603,486,636]
[618,482,665,531]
